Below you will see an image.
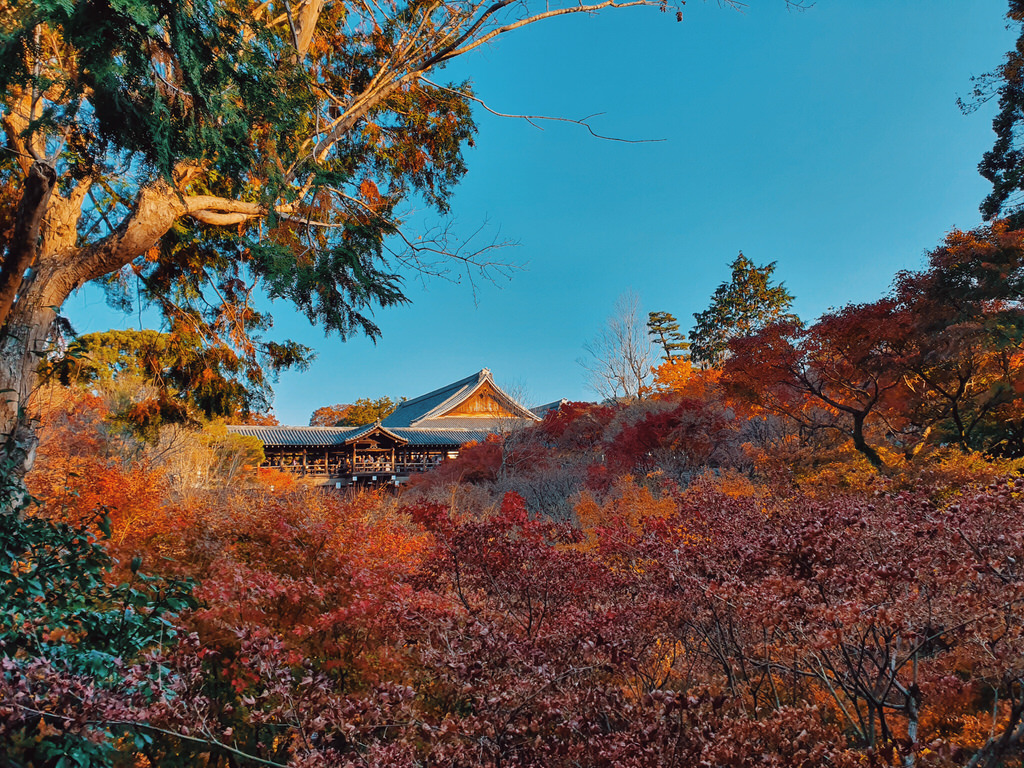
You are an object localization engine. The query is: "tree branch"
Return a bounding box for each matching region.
[421,77,664,143]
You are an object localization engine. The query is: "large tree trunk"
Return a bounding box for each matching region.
[0,170,90,483]
[0,272,66,479]
[0,171,189,490]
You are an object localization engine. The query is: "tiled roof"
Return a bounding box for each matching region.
[227,426,358,446]
[530,399,569,419]
[227,425,494,447]
[343,422,408,445]
[400,428,494,445]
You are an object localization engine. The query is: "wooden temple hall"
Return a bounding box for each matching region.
[228,369,557,488]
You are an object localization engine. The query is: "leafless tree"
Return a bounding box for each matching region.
[579,291,655,403]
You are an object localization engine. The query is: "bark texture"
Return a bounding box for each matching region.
[0,176,193,478]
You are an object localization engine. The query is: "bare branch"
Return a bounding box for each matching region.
[422,77,664,143]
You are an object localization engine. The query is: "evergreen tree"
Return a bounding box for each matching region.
[44,329,304,421]
[647,311,689,364]
[974,1,1024,220]
[689,253,795,367]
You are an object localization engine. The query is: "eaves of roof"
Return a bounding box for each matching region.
[226,425,358,446]
[343,422,409,445]
[227,424,494,448]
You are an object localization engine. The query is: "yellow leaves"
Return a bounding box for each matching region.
[702,468,759,499]
[573,479,674,552]
[363,123,381,147]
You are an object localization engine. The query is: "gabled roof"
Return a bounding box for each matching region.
[342,422,408,446]
[381,368,540,429]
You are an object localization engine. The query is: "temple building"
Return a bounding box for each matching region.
[228,369,543,487]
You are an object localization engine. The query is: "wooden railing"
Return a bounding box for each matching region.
[263,453,449,478]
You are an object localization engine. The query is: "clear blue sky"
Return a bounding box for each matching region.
[67,0,1016,424]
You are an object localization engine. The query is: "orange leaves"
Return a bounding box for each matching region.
[651,358,693,395]
[652,360,727,404]
[574,480,674,553]
[358,177,381,209]
[929,220,1024,271]
[23,373,1024,767]
[254,466,297,489]
[28,387,167,540]
[308,402,352,426]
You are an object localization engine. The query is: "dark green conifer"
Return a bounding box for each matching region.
[689,253,794,367]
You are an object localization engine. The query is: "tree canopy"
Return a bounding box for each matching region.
[44,328,289,422]
[1,0,727,471]
[976,0,1024,220]
[689,253,795,368]
[647,311,689,364]
[309,396,399,426]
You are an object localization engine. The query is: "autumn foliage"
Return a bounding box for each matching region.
[8,364,1024,768]
[10,223,1024,765]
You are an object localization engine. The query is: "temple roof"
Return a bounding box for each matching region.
[229,369,543,449]
[342,422,408,445]
[228,425,358,446]
[227,425,494,447]
[531,399,569,419]
[381,368,540,429]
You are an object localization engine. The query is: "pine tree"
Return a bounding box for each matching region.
[689,253,795,367]
[647,311,689,364]
[974,1,1024,220]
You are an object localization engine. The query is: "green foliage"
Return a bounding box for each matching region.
[0,0,307,180]
[43,329,307,435]
[689,253,795,367]
[308,396,400,426]
[2,511,193,674]
[0,469,196,767]
[647,311,689,364]
[0,0,482,419]
[339,395,400,425]
[975,1,1024,220]
[202,420,266,474]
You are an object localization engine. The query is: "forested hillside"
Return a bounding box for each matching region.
[6,373,1024,766]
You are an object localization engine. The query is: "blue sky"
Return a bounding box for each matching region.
[68,1,1016,424]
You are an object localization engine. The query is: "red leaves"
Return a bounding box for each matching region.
[21,378,1024,767]
[604,398,731,478]
[408,436,503,490]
